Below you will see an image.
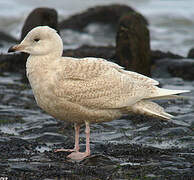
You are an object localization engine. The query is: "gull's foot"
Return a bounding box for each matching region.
[54,148,76,152]
[67,151,90,160]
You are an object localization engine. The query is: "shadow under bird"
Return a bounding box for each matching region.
[8,26,190,160]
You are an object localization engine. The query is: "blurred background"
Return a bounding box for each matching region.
[1,0,194,56]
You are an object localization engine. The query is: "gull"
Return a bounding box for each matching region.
[8,26,189,160]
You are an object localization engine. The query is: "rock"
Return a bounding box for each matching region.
[187,48,194,58]
[152,58,194,80]
[21,7,59,41]
[59,4,148,31]
[151,50,184,63]
[168,59,194,80]
[63,45,116,60]
[161,127,192,137]
[0,54,25,73]
[116,13,151,76]
[0,31,17,43]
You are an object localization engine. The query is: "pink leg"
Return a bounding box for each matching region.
[67,121,91,160]
[74,124,80,152]
[54,123,80,152]
[85,121,91,155]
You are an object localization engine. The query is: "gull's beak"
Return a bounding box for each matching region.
[8,44,26,53]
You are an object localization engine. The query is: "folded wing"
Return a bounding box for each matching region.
[53,57,158,109]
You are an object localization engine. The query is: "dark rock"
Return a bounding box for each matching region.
[36,133,68,143]
[0,137,31,158]
[63,45,116,60]
[21,7,59,41]
[59,4,148,31]
[151,50,184,63]
[187,48,194,58]
[0,31,17,43]
[116,13,151,76]
[153,58,194,80]
[81,154,116,166]
[0,54,25,73]
[168,59,194,80]
[161,127,191,137]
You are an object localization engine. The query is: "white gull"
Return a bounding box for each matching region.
[8,26,189,160]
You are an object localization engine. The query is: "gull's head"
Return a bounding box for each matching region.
[8,26,63,57]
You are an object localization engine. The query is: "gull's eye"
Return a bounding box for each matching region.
[34,38,40,42]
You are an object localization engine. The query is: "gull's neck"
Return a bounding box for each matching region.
[26,53,59,79]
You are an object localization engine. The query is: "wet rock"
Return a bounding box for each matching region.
[0,54,25,73]
[81,154,116,167]
[116,13,151,76]
[151,50,184,63]
[59,4,148,31]
[187,47,194,58]
[167,59,194,80]
[10,163,39,172]
[161,127,192,137]
[151,58,172,78]
[36,133,68,143]
[63,45,116,60]
[1,137,193,179]
[0,31,17,43]
[152,58,194,80]
[21,7,59,41]
[0,137,32,159]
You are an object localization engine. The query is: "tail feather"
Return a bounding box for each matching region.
[145,94,189,100]
[127,87,190,120]
[130,100,174,120]
[148,88,190,100]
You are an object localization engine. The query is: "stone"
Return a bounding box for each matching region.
[59,4,148,31]
[21,7,59,41]
[152,58,194,80]
[168,59,194,80]
[0,54,25,73]
[63,45,116,61]
[187,48,194,58]
[151,50,183,63]
[116,13,151,76]
[0,31,17,43]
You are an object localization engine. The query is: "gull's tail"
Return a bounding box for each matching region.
[129,88,190,120]
[145,88,190,101]
[130,100,173,120]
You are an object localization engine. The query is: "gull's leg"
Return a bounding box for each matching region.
[54,123,80,152]
[74,123,80,152]
[85,121,91,155]
[67,121,91,160]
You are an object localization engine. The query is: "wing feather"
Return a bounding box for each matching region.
[52,57,156,109]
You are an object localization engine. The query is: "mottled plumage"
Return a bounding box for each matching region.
[8,26,189,160]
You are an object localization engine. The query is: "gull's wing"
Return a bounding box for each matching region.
[60,57,159,85]
[52,57,157,109]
